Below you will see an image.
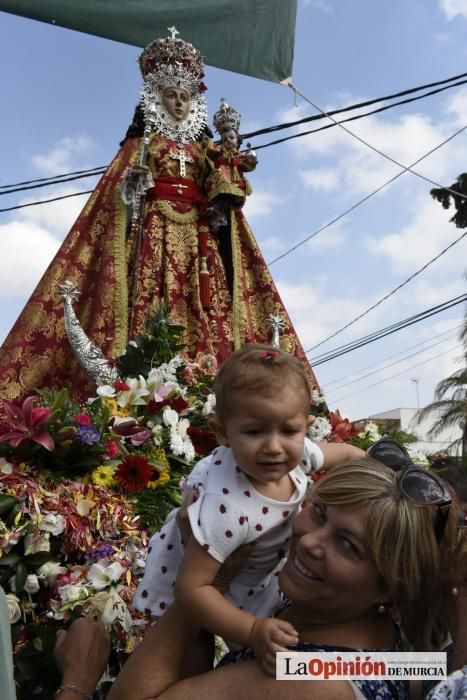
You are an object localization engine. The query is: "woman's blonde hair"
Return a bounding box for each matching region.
[312,458,467,650]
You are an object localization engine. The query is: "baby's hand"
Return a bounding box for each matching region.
[248,618,299,676]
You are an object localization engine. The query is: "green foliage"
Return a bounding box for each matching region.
[431,174,467,230]
[117,303,186,377]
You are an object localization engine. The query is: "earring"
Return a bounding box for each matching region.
[377,603,387,614]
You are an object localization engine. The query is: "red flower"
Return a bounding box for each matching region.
[0,396,54,451]
[105,440,120,458]
[170,396,189,413]
[329,410,361,443]
[187,426,217,456]
[115,454,154,493]
[72,413,92,426]
[113,381,131,391]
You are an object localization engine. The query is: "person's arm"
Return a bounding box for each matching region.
[54,617,110,700]
[108,601,353,700]
[174,538,297,656]
[317,442,366,469]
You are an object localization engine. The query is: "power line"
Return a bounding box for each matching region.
[289,83,467,203]
[308,294,467,365]
[324,329,462,395]
[1,70,467,194]
[330,344,463,405]
[0,190,94,213]
[253,78,467,151]
[0,169,105,196]
[306,230,467,353]
[242,69,467,139]
[324,323,464,388]
[267,123,467,266]
[0,166,107,191]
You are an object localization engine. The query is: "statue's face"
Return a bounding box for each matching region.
[222,129,239,150]
[162,87,190,121]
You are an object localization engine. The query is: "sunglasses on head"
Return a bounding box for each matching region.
[367,438,452,541]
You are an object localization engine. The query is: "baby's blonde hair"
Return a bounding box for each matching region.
[312,458,466,650]
[214,344,310,419]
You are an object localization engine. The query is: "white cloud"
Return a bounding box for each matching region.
[310,224,348,251]
[16,186,93,236]
[243,190,283,217]
[439,0,467,19]
[31,134,93,175]
[365,194,465,275]
[300,167,340,191]
[445,85,467,125]
[301,0,334,13]
[0,220,61,297]
[257,235,284,254]
[281,96,467,201]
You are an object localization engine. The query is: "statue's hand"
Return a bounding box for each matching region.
[120,165,154,205]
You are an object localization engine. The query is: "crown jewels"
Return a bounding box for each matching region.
[138,27,207,95]
[213,98,241,135]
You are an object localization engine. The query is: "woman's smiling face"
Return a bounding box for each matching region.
[279,498,387,621]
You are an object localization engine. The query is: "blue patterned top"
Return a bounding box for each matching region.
[218,639,408,700]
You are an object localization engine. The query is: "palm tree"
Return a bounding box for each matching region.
[422,177,467,462]
[416,346,467,460]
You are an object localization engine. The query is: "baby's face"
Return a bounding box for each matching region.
[222,129,239,150]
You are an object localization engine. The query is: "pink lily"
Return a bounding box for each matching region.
[0,396,54,451]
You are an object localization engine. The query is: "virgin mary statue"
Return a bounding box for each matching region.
[0,29,318,401]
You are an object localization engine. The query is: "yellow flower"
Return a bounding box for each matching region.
[148,448,170,471]
[103,398,132,418]
[91,465,116,488]
[147,468,170,490]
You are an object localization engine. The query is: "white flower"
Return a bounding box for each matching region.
[24,531,50,555]
[0,458,13,474]
[116,376,150,408]
[24,574,40,594]
[163,407,179,427]
[39,513,66,536]
[151,424,164,446]
[5,593,21,623]
[92,588,133,632]
[58,583,89,605]
[202,393,216,417]
[87,559,126,591]
[128,340,138,348]
[407,447,429,466]
[311,389,326,406]
[169,417,195,462]
[364,421,381,442]
[37,561,68,585]
[307,416,332,441]
[96,384,116,397]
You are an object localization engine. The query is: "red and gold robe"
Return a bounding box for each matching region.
[0,133,318,402]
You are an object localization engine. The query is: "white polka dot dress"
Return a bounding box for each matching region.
[133,439,324,623]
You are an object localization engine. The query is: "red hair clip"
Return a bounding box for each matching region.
[258,350,279,363]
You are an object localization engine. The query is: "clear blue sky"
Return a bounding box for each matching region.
[1,0,466,424]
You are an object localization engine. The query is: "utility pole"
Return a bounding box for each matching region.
[410,378,420,410]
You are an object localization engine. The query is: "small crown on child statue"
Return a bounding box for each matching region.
[138,26,207,95]
[213,98,241,135]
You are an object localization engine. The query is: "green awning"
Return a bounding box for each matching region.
[0,0,297,83]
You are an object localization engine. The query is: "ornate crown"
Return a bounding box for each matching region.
[213,98,241,135]
[138,26,207,95]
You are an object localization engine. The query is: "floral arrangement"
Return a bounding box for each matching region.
[0,311,389,698]
[0,311,218,698]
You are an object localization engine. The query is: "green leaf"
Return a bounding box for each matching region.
[0,552,21,567]
[15,560,28,592]
[24,551,53,568]
[0,493,19,515]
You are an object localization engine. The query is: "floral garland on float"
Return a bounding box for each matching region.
[0,309,394,698]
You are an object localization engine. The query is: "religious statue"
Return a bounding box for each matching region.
[0,28,318,402]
